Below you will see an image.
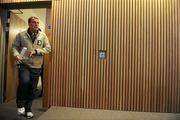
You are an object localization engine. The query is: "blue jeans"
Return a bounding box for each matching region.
[16,64,41,112]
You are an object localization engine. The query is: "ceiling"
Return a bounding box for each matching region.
[10,8,46,32]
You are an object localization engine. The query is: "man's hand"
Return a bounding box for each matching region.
[28,50,37,57]
[16,55,22,64]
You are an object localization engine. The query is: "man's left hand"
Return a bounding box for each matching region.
[28,50,36,57]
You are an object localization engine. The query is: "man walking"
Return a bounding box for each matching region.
[12,16,51,119]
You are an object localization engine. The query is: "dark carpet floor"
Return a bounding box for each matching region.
[39,106,180,120]
[0,97,47,120]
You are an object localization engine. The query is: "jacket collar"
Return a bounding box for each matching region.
[26,28,41,38]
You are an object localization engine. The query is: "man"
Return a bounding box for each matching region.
[12,16,51,119]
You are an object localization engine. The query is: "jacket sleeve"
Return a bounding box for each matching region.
[36,33,51,55]
[12,33,21,57]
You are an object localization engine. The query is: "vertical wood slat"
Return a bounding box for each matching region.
[49,0,180,113]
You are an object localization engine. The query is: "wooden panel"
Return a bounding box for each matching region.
[6,12,27,102]
[49,0,180,113]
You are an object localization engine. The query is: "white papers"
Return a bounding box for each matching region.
[20,47,28,59]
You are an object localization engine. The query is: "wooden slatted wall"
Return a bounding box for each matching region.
[49,0,180,113]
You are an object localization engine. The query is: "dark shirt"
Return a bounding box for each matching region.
[27,28,37,43]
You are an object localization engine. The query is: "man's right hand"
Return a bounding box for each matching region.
[15,55,22,64]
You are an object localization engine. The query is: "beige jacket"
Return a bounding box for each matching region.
[12,29,51,68]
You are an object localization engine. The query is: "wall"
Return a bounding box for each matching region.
[49,0,180,113]
[1,0,180,113]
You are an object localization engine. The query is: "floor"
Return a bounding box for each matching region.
[39,106,180,120]
[1,97,180,120]
[0,97,47,120]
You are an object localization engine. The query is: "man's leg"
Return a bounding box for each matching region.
[16,64,30,115]
[25,68,41,112]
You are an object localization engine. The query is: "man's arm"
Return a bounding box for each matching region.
[12,33,21,57]
[12,33,22,64]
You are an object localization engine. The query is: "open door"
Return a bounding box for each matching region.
[6,12,27,102]
[5,8,51,107]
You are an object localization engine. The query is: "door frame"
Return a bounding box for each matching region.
[0,8,7,104]
[0,1,52,107]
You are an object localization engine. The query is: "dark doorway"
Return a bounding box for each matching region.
[0,1,51,108]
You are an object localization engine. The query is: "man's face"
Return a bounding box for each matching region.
[28,18,39,32]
